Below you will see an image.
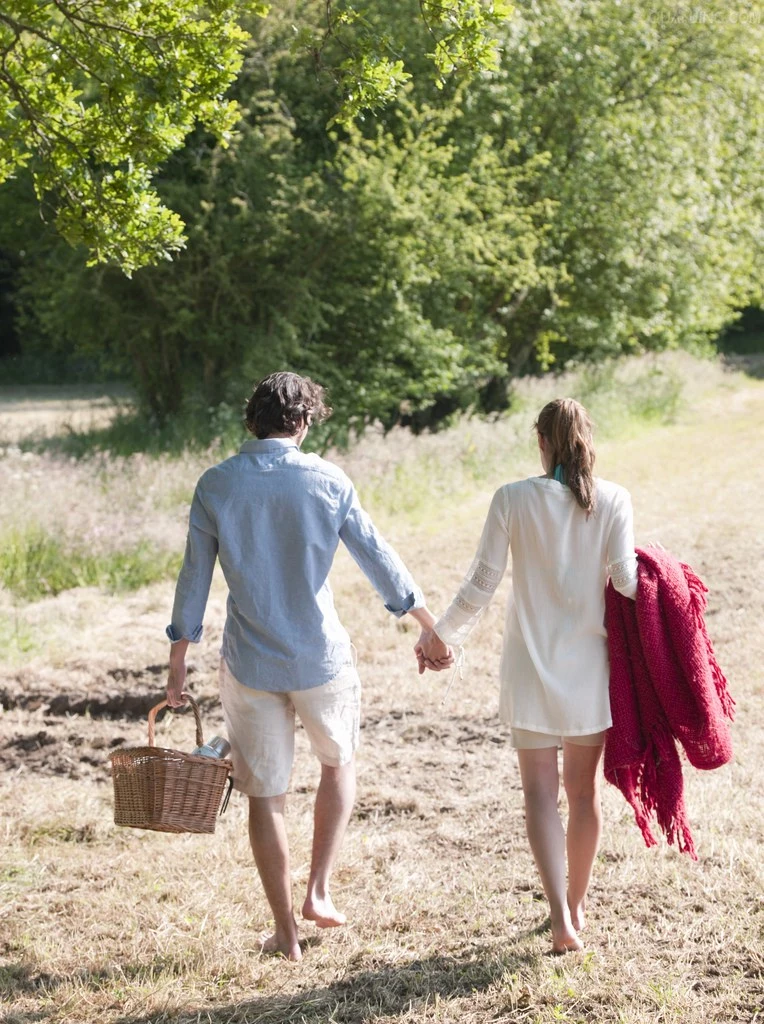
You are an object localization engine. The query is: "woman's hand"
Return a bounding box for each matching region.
[414,629,454,674]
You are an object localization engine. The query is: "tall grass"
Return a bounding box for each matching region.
[0,352,738,602]
[352,356,690,521]
[0,527,181,601]
[14,354,689,462]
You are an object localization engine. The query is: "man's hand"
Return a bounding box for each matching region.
[414,629,454,675]
[166,640,190,707]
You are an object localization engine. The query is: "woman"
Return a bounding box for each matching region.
[417,398,638,953]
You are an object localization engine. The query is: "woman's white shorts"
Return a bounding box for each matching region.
[510,728,606,750]
[218,658,361,798]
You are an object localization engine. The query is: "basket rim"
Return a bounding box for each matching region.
[109,745,232,768]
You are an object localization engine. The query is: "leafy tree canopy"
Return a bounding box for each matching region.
[1,0,761,440]
[0,1,510,272]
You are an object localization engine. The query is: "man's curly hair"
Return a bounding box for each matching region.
[245,372,331,439]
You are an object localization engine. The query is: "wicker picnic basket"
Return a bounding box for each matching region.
[109,694,232,834]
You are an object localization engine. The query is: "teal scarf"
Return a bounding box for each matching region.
[553,464,566,484]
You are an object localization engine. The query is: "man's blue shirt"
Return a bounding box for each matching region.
[167,437,424,691]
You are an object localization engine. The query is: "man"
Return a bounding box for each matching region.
[165,371,450,961]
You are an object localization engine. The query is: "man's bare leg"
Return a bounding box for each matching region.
[302,759,356,927]
[248,794,301,960]
[562,741,604,933]
[517,747,582,954]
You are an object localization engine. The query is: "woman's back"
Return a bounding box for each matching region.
[433,472,637,734]
[500,476,637,732]
[507,475,635,641]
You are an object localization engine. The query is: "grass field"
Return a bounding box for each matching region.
[1,354,763,1024]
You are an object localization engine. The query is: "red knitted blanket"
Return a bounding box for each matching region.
[604,546,734,859]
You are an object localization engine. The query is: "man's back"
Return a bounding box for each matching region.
[203,438,353,689]
[168,437,422,691]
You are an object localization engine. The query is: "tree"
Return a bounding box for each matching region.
[0,1,264,273]
[2,0,761,437]
[0,1,511,273]
[460,0,763,371]
[5,83,552,431]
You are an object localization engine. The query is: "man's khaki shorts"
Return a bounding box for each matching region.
[218,658,361,798]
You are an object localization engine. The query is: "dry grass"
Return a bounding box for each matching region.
[0,385,132,444]
[1,354,763,1024]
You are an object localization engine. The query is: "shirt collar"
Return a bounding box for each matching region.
[240,437,299,455]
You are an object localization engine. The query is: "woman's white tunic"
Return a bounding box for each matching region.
[434,477,638,735]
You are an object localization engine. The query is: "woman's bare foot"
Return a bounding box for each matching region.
[260,931,302,961]
[302,894,347,928]
[568,895,586,932]
[550,915,583,955]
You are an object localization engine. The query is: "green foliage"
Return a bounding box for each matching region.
[0,527,180,600]
[6,71,553,431]
[421,0,512,81]
[0,1,264,273]
[288,1,512,127]
[0,1,510,270]
[465,0,763,372]
[1,0,761,439]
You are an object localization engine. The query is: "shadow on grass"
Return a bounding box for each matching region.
[0,956,183,1000]
[1,941,543,1024]
[16,409,234,460]
[722,352,764,380]
[120,944,542,1024]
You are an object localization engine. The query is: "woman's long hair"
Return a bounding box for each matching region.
[535,398,597,515]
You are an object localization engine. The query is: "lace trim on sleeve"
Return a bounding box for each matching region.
[434,607,481,648]
[454,592,482,616]
[608,555,638,590]
[466,559,503,593]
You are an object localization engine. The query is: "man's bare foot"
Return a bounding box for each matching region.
[568,893,586,932]
[302,894,347,928]
[260,932,302,961]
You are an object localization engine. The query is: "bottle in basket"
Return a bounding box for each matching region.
[191,735,231,759]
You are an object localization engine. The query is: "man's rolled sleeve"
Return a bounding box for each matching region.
[166,485,219,644]
[339,485,424,616]
[384,590,423,618]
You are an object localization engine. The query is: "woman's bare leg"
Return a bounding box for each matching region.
[517,747,582,953]
[562,741,604,932]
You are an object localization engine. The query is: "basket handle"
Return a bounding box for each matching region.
[147,692,204,749]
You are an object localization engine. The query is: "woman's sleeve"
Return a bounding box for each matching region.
[433,488,510,647]
[607,488,638,600]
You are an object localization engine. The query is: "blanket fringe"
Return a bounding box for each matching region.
[633,805,659,849]
[664,816,698,861]
[610,768,658,848]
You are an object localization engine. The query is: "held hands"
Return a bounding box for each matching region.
[414,628,454,675]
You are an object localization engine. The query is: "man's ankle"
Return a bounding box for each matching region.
[274,914,298,941]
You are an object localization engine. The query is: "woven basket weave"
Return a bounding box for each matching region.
[109,694,232,834]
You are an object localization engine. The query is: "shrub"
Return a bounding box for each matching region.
[0,528,180,601]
